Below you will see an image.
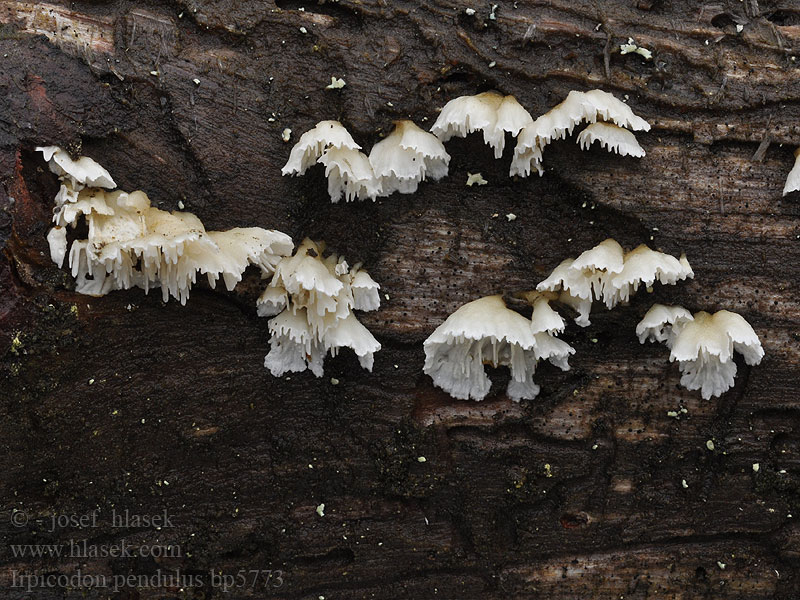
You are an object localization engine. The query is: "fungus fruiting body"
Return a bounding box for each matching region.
[318,147,380,202]
[537,239,693,326]
[511,90,650,177]
[261,239,381,378]
[637,305,764,399]
[430,92,533,158]
[39,148,293,304]
[783,148,800,196]
[368,120,450,196]
[576,122,646,157]
[423,295,574,401]
[282,120,379,202]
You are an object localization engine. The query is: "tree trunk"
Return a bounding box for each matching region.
[1,0,799,598]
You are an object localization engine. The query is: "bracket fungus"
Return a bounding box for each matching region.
[369,120,450,196]
[537,239,693,326]
[511,90,650,177]
[282,120,379,202]
[261,239,381,378]
[637,304,764,399]
[430,91,533,158]
[423,294,574,402]
[39,147,293,304]
[783,148,800,196]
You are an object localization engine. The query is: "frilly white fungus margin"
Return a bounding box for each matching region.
[637,305,764,399]
[423,294,574,401]
[261,239,382,378]
[537,238,693,326]
[39,147,293,305]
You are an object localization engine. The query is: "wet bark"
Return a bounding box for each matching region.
[0,0,799,598]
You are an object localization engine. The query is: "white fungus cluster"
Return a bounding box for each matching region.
[429,91,533,159]
[537,238,693,326]
[282,89,649,200]
[511,89,650,177]
[260,238,381,378]
[39,147,294,304]
[637,305,764,399]
[423,294,574,401]
[282,120,450,201]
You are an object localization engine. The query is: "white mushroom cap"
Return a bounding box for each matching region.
[323,311,381,371]
[528,295,566,335]
[511,90,596,178]
[56,187,115,227]
[350,269,381,312]
[577,122,646,157]
[635,303,694,345]
[509,132,544,177]
[318,146,381,202]
[582,90,651,132]
[430,91,504,142]
[569,238,625,301]
[47,226,68,268]
[640,307,764,400]
[425,295,537,349]
[281,120,360,176]
[423,295,573,402]
[271,239,344,317]
[430,92,532,158]
[510,90,649,178]
[671,310,763,366]
[604,245,694,308]
[538,239,691,326]
[783,147,800,196]
[369,120,450,196]
[37,146,116,188]
[202,228,294,290]
[487,95,534,158]
[257,285,289,317]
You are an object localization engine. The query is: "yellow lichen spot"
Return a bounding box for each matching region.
[10,332,23,355]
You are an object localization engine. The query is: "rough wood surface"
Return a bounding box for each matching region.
[0,0,799,598]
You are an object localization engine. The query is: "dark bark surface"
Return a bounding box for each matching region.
[0,0,799,598]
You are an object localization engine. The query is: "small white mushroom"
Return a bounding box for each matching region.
[262,239,382,378]
[40,149,294,305]
[47,226,68,267]
[318,146,381,202]
[430,92,533,158]
[537,239,691,326]
[281,120,360,176]
[423,295,573,401]
[369,120,450,196]
[511,89,649,177]
[637,305,764,399]
[37,146,116,189]
[577,122,646,157]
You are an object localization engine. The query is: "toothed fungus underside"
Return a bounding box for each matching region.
[39,147,293,305]
[261,239,382,378]
[511,89,650,177]
[637,305,764,399]
[423,295,574,401]
[537,238,693,326]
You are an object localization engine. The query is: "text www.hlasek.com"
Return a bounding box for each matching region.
[9,509,283,592]
[11,569,284,593]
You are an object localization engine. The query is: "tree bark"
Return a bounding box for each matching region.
[1,0,799,598]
